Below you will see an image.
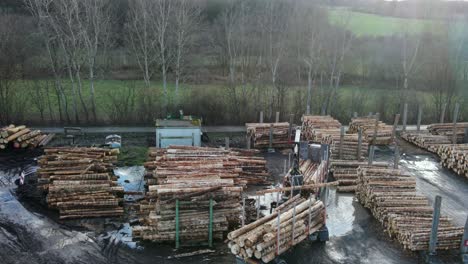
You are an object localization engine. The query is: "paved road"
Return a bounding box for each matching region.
[33,125,428,134]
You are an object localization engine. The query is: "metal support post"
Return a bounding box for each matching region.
[291,201,297,243]
[259,111,264,123]
[402,103,408,132]
[276,211,281,255]
[175,199,180,249]
[461,216,468,263]
[241,197,245,227]
[209,198,213,247]
[283,160,287,175]
[225,137,229,149]
[353,112,358,118]
[339,126,345,160]
[368,145,375,165]
[429,196,442,255]
[392,114,400,143]
[357,128,363,161]
[256,195,260,220]
[288,153,291,169]
[417,105,422,132]
[268,124,274,152]
[452,103,460,144]
[440,103,447,124]
[246,135,251,149]
[464,128,468,144]
[394,145,400,169]
[275,112,280,123]
[288,114,294,141]
[373,113,380,145]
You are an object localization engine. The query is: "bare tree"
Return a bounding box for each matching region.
[258,0,292,119]
[79,0,113,123]
[24,0,71,123]
[152,0,174,111]
[173,0,201,106]
[322,11,353,115]
[293,3,326,115]
[125,0,158,87]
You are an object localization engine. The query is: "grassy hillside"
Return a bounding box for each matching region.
[328,8,442,36]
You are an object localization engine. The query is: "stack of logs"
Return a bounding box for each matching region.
[428,123,468,143]
[227,196,325,263]
[135,146,269,243]
[37,147,124,219]
[356,167,463,251]
[348,117,394,145]
[0,125,54,150]
[436,144,468,178]
[301,115,341,143]
[330,160,389,192]
[246,123,291,149]
[400,131,452,153]
[327,134,369,161]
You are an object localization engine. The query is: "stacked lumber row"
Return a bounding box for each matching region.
[135,146,269,243]
[0,125,54,150]
[330,160,389,193]
[400,131,452,152]
[133,185,242,242]
[246,123,291,149]
[301,115,341,142]
[227,196,325,263]
[347,117,394,145]
[436,144,468,178]
[356,167,463,251]
[37,147,124,219]
[428,123,468,143]
[327,134,369,161]
[143,146,270,187]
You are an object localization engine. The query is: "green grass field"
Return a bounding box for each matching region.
[11,79,465,126]
[328,8,442,36]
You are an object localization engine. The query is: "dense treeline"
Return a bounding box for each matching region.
[0,0,466,126]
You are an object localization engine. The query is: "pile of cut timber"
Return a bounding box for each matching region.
[0,125,54,150]
[301,115,341,142]
[348,117,394,145]
[356,167,463,251]
[227,196,325,263]
[330,160,388,192]
[135,146,269,242]
[246,123,291,149]
[37,147,124,219]
[400,131,452,152]
[327,134,369,161]
[143,146,270,187]
[435,144,468,178]
[428,123,468,143]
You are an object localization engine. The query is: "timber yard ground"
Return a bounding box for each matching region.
[0,130,467,264]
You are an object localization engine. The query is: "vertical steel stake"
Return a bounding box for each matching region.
[417,105,422,132]
[339,126,345,160]
[373,113,380,145]
[225,137,229,149]
[392,114,400,143]
[175,199,180,249]
[276,211,281,255]
[241,197,245,227]
[440,103,447,124]
[209,198,213,247]
[357,128,363,161]
[452,103,460,144]
[402,103,408,132]
[394,145,400,169]
[260,111,264,123]
[256,195,260,220]
[275,112,280,123]
[368,145,375,165]
[429,196,442,255]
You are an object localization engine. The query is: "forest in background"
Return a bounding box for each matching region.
[0,0,467,126]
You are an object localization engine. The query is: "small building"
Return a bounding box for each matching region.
[155,119,202,148]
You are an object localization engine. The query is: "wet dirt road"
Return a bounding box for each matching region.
[0,143,467,264]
